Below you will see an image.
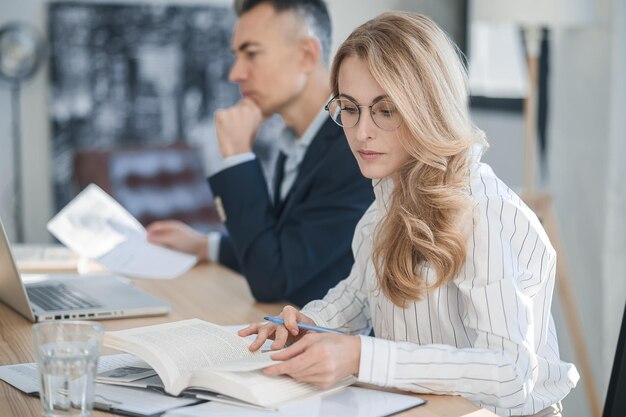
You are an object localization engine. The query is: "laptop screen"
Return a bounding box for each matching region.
[604,304,626,417]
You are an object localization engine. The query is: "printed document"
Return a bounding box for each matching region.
[47,184,197,279]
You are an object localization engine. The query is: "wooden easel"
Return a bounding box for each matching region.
[521,34,602,417]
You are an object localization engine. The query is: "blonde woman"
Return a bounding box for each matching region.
[239,12,579,417]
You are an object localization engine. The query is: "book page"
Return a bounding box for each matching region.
[104,319,269,394]
[190,369,355,408]
[211,350,281,372]
[224,325,276,351]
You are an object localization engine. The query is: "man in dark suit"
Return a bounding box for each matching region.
[147,0,373,306]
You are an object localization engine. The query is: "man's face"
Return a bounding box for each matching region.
[229,4,307,117]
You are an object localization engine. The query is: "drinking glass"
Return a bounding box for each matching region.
[32,321,103,417]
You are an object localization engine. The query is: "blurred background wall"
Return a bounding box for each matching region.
[0,1,624,416]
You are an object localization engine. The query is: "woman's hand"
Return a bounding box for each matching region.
[238,306,316,351]
[263,333,361,388]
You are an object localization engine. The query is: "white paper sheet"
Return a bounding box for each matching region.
[163,386,426,417]
[47,184,197,279]
[94,384,198,415]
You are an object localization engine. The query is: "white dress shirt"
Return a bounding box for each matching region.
[274,106,328,202]
[301,158,579,417]
[207,106,330,262]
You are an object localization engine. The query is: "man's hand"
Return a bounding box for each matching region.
[215,98,264,157]
[146,220,208,261]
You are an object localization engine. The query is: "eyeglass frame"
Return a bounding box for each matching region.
[324,95,402,131]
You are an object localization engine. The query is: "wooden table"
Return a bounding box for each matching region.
[0,263,496,417]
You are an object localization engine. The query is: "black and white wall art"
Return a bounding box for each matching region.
[48,2,280,217]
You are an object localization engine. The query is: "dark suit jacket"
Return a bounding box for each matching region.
[208,118,374,306]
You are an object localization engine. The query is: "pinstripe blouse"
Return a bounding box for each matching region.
[301,160,579,417]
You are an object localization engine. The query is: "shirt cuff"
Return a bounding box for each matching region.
[299,308,332,329]
[214,152,256,174]
[207,232,221,263]
[357,335,397,387]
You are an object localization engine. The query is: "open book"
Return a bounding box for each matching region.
[104,319,354,408]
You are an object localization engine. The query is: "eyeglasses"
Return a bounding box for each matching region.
[325,95,402,131]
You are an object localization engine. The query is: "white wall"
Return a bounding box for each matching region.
[548,0,626,415]
[0,80,16,238]
[469,2,626,416]
[603,0,626,375]
[0,1,49,243]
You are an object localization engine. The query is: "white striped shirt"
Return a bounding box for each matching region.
[301,160,579,416]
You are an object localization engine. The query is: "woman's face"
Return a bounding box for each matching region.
[337,56,411,180]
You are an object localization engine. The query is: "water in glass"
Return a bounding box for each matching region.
[38,341,98,417]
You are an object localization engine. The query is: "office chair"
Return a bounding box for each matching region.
[603,303,626,417]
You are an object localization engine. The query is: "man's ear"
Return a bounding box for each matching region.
[298,36,322,73]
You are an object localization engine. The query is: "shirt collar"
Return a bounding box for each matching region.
[372,176,394,214]
[277,103,331,155]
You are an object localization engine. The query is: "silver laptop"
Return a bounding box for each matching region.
[0,219,170,322]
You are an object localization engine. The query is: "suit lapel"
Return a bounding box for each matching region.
[274,119,341,219]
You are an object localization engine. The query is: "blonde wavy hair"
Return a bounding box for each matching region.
[330,12,488,306]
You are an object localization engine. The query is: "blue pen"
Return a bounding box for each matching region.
[263,316,345,334]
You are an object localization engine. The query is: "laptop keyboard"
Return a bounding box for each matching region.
[26,283,102,311]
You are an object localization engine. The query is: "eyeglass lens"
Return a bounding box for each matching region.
[327,98,401,131]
